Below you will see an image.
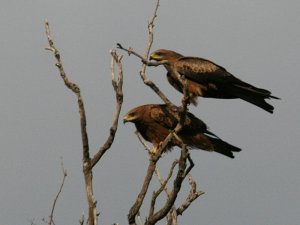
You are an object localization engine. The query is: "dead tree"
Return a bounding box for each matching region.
[44,0,203,225]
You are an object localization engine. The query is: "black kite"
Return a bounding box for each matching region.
[150,49,279,113]
[123,104,241,158]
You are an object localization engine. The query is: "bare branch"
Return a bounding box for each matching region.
[117,42,172,106]
[176,175,205,216]
[48,160,67,225]
[45,20,97,225]
[128,127,182,224]
[146,145,189,225]
[154,168,172,198]
[149,160,178,217]
[116,44,168,67]
[128,128,182,225]
[117,0,175,107]
[136,211,144,225]
[135,131,152,154]
[155,161,178,199]
[45,18,125,225]
[144,54,195,225]
[155,166,178,225]
[155,169,178,225]
[128,160,157,225]
[45,20,90,161]
[123,0,204,224]
[90,49,124,168]
[125,1,195,223]
[117,0,161,66]
[166,209,178,225]
[145,0,159,57]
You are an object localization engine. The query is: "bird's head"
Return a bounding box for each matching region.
[149,49,183,61]
[123,108,140,124]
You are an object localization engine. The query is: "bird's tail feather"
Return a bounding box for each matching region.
[232,84,278,113]
[209,137,242,158]
[188,134,241,158]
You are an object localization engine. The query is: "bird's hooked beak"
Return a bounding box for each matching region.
[149,54,155,60]
[149,53,160,61]
[123,114,131,124]
[123,115,128,124]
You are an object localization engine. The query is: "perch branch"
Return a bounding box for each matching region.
[144,29,196,225]
[146,144,189,225]
[154,169,178,225]
[117,43,172,106]
[125,0,202,224]
[116,43,168,67]
[128,127,180,224]
[117,0,174,107]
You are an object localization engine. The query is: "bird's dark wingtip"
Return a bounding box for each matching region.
[270,95,280,100]
[224,152,235,159]
[234,147,242,152]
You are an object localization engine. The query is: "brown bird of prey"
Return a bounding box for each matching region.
[123,104,241,158]
[149,49,279,113]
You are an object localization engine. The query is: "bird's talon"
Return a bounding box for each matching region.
[149,152,156,161]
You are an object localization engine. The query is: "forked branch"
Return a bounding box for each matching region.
[124,0,204,224]
[45,20,90,161]
[116,43,172,107]
[45,20,96,225]
[45,20,124,225]
[176,174,205,216]
[90,50,124,168]
[145,145,189,225]
[117,0,175,107]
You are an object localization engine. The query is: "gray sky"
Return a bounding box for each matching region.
[0,0,299,225]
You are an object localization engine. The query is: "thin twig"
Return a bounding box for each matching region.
[154,168,172,198]
[90,49,124,168]
[45,19,90,162]
[117,0,174,107]
[117,44,173,106]
[176,175,205,216]
[155,168,178,225]
[135,131,152,154]
[149,160,178,217]
[48,160,67,225]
